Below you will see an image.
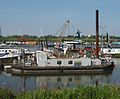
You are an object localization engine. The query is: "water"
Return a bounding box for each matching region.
[0,58,119,92]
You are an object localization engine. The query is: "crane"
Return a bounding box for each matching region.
[56,20,70,48]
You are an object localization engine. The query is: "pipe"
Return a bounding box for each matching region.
[96,10,99,58]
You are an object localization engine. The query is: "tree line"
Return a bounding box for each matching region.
[0,34,120,43]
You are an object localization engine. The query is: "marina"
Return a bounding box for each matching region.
[0,0,120,98]
[8,10,114,75]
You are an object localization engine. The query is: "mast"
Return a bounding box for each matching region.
[0,27,1,36]
[0,27,2,43]
[96,10,99,58]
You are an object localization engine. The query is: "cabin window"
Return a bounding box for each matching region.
[57,60,61,65]
[74,61,81,67]
[68,60,73,64]
[2,50,4,52]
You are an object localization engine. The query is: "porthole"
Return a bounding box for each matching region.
[57,60,61,65]
[68,60,73,64]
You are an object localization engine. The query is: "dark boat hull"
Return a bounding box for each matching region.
[11,65,114,75]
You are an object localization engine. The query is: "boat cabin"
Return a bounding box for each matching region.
[36,51,102,67]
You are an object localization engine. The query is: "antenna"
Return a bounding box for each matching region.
[0,27,2,36]
[18,29,22,35]
[40,26,43,37]
[0,27,2,43]
[72,25,75,35]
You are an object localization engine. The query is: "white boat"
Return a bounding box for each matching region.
[102,48,120,55]
[54,40,82,55]
[0,47,30,59]
[0,53,20,59]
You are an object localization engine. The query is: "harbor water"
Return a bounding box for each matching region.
[0,45,120,92]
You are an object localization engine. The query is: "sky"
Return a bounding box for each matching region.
[0,0,120,36]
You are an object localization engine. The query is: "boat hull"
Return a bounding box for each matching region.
[11,65,114,75]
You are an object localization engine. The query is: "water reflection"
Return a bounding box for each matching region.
[0,72,112,92]
[111,58,120,84]
[0,72,36,92]
[36,74,112,90]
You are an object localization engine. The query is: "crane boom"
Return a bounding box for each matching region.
[56,20,70,47]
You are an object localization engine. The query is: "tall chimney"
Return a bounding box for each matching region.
[96,10,99,58]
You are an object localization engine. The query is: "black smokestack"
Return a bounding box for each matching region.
[96,10,99,58]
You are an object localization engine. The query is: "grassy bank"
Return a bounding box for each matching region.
[1,85,120,99]
[0,87,15,99]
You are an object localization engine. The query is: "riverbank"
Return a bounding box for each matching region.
[1,85,120,99]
